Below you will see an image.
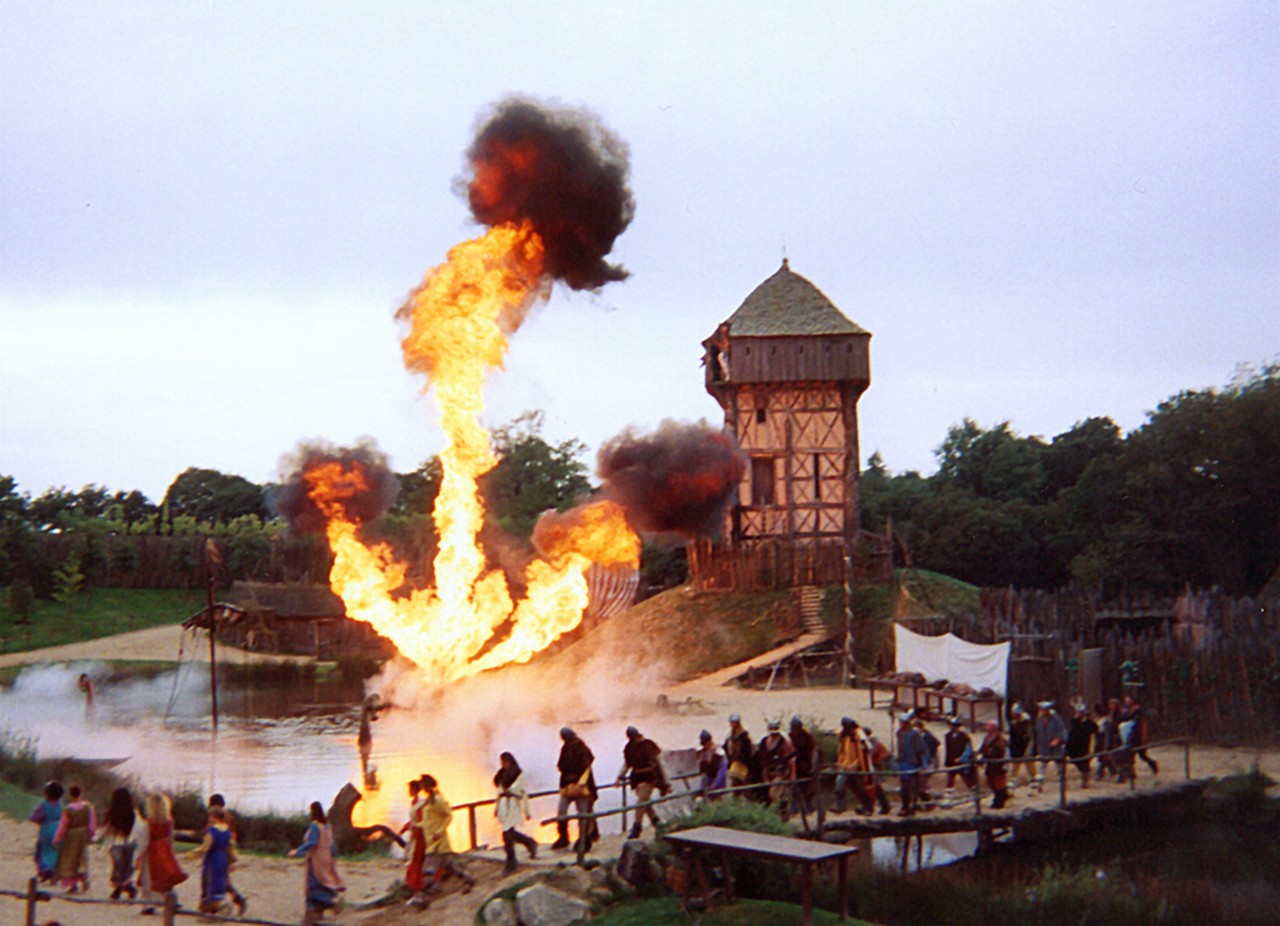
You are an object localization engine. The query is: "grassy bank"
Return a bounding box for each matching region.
[592,898,863,925]
[0,587,206,655]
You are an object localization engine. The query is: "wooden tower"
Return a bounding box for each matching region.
[701,259,871,580]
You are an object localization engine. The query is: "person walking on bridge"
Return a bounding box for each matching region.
[554,728,599,851]
[895,713,929,817]
[978,720,1011,809]
[617,726,670,839]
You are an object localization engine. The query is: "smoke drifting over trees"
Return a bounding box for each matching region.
[597,420,746,538]
[464,96,634,291]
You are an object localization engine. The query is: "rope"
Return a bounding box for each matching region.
[163,626,197,720]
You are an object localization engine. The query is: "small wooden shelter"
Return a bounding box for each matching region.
[214,581,389,659]
[696,260,889,589]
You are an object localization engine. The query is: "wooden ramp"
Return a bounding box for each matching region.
[692,630,831,688]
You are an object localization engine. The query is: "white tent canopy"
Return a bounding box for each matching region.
[893,623,1010,696]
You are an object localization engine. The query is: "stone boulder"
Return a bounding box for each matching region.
[515,882,596,926]
[482,896,520,926]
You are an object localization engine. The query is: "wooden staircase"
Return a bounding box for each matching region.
[797,585,826,634]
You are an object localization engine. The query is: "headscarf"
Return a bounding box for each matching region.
[494,752,523,789]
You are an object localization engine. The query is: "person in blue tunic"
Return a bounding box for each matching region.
[187,805,236,914]
[895,712,929,817]
[288,801,345,922]
[29,781,64,882]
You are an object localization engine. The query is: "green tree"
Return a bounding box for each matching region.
[1109,363,1280,594]
[1041,417,1124,497]
[27,486,78,531]
[51,548,85,615]
[935,419,1048,504]
[0,476,33,584]
[389,457,443,520]
[163,468,269,525]
[105,489,157,533]
[479,411,592,538]
[7,579,34,624]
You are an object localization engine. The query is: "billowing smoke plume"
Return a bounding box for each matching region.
[597,421,747,538]
[271,438,399,534]
[464,96,634,291]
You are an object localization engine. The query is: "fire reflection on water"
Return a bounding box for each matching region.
[0,661,621,851]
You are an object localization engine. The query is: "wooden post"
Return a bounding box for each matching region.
[1059,759,1067,808]
[800,861,814,926]
[205,539,220,735]
[468,805,478,851]
[816,770,826,835]
[24,876,38,926]
[1184,739,1191,780]
[843,543,855,688]
[837,855,850,922]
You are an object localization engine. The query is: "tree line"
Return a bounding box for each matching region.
[859,362,1280,597]
[4,364,1278,607]
[0,411,598,604]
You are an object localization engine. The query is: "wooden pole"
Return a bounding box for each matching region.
[24,876,38,926]
[206,540,219,735]
[843,542,855,688]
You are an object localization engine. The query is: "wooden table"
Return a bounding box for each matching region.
[867,677,924,712]
[663,825,860,924]
[921,688,1004,731]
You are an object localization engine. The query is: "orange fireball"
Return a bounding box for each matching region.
[304,223,639,684]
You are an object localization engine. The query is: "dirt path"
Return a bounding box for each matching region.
[0,623,311,669]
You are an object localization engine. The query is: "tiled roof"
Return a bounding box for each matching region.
[724,259,866,337]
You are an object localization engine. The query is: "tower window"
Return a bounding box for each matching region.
[751,458,776,507]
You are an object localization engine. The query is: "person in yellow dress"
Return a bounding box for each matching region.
[406,775,475,908]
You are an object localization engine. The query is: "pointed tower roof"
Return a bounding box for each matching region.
[724,259,866,337]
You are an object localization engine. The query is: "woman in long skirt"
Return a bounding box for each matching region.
[399,778,427,899]
[29,781,64,883]
[187,805,235,914]
[101,787,139,900]
[53,784,96,892]
[136,792,188,913]
[289,801,345,922]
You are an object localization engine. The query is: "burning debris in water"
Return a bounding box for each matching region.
[300,98,639,685]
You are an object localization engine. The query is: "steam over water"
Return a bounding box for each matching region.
[0,658,667,849]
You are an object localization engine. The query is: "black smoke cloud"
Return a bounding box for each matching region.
[271,438,399,535]
[464,96,634,291]
[597,420,747,538]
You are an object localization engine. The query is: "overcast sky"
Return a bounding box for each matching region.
[3,2,1277,503]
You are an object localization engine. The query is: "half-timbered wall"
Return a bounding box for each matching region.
[726,384,854,542]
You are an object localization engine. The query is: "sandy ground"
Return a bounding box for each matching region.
[3,624,1279,925]
[0,624,310,669]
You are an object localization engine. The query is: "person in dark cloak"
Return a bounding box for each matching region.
[553,727,598,851]
[616,726,670,839]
